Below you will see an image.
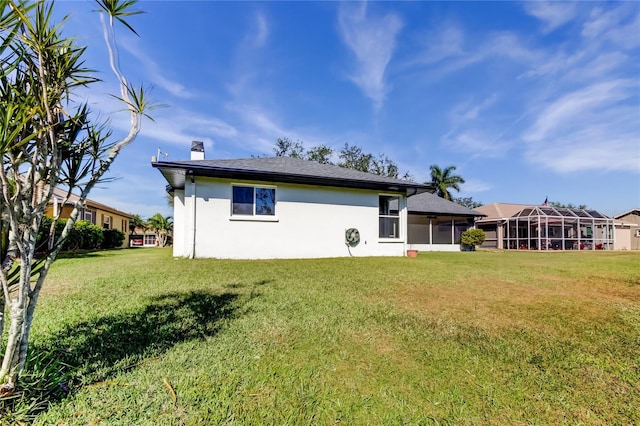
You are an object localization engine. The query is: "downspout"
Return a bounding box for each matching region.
[402,196,407,255]
[189,171,196,259]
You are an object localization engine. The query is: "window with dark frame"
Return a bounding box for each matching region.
[232,185,276,217]
[379,195,400,238]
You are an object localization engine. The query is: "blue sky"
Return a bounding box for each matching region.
[56,1,639,219]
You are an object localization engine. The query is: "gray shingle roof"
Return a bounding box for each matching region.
[153,157,431,194]
[407,192,485,216]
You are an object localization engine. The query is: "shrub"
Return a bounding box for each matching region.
[72,221,104,250]
[461,228,486,247]
[37,218,104,252]
[102,229,125,249]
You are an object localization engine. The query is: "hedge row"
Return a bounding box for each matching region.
[37,217,125,252]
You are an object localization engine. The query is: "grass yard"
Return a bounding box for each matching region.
[4,248,639,425]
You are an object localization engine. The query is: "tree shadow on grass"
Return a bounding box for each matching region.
[2,290,242,420]
[54,249,123,259]
[50,290,239,383]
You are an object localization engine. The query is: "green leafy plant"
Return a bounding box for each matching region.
[102,229,125,249]
[461,228,486,249]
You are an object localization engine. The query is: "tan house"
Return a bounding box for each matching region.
[44,187,133,248]
[614,209,640,250]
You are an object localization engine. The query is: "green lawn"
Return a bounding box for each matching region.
[6,248,640,425]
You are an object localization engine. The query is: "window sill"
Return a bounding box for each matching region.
[229,215,279,222]
[379,237,403,243]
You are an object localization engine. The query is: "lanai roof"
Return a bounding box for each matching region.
[407,192,485,217]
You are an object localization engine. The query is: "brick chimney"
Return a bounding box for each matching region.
[190,140,205,160]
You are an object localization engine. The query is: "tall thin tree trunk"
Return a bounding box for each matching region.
[0,303,26,386]
[0,296,5,354]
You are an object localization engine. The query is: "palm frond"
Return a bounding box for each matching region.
[94,0,144,36]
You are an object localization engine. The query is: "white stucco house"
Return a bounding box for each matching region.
[153,143,432,259]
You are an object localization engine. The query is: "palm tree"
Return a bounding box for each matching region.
[129,214,146,234]
[428,165,465,200]
[146,213,173,247]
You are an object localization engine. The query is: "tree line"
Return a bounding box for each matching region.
[271,138,482,207]
[272,138,410,180]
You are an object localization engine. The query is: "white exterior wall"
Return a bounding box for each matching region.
[172,189,186,257]
[173,177,408,259]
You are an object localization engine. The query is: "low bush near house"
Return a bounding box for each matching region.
[101,229,125,249]
[461,228,486,248]
[37,218,105,251]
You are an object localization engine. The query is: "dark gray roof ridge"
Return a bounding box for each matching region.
[153,156,432,193]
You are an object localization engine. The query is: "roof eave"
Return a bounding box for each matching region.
[153,161,431,194]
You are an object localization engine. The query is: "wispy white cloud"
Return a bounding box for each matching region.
[410,27,543,80]
[460,178,491,194]
[70,80,236,158]
[582,4,640,50]
[483,32,541,64]
[252,12,269,48]
[119,37,197,99]
[450,94,498,121]
[523,79,640,173]
[441,95,519,159]
[525,122,639,173]
[524,1,578,33]
[442,129,511,159]
[601,10,640,50]
[337,2,403,111]
[140,110,237,150]
[524,79,634,142]
[409,22,466,66]
[225,102,349,156]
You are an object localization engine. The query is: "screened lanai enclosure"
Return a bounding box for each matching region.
[501,206,615,250]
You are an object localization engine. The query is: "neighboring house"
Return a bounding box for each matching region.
[614,209,640,250]
[475,203,616,250]
[152,143,431,259]
[405,192,486,252]
[129,226,158,248]
[45,187,132,248]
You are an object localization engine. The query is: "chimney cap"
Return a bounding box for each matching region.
[191,140,204,152]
